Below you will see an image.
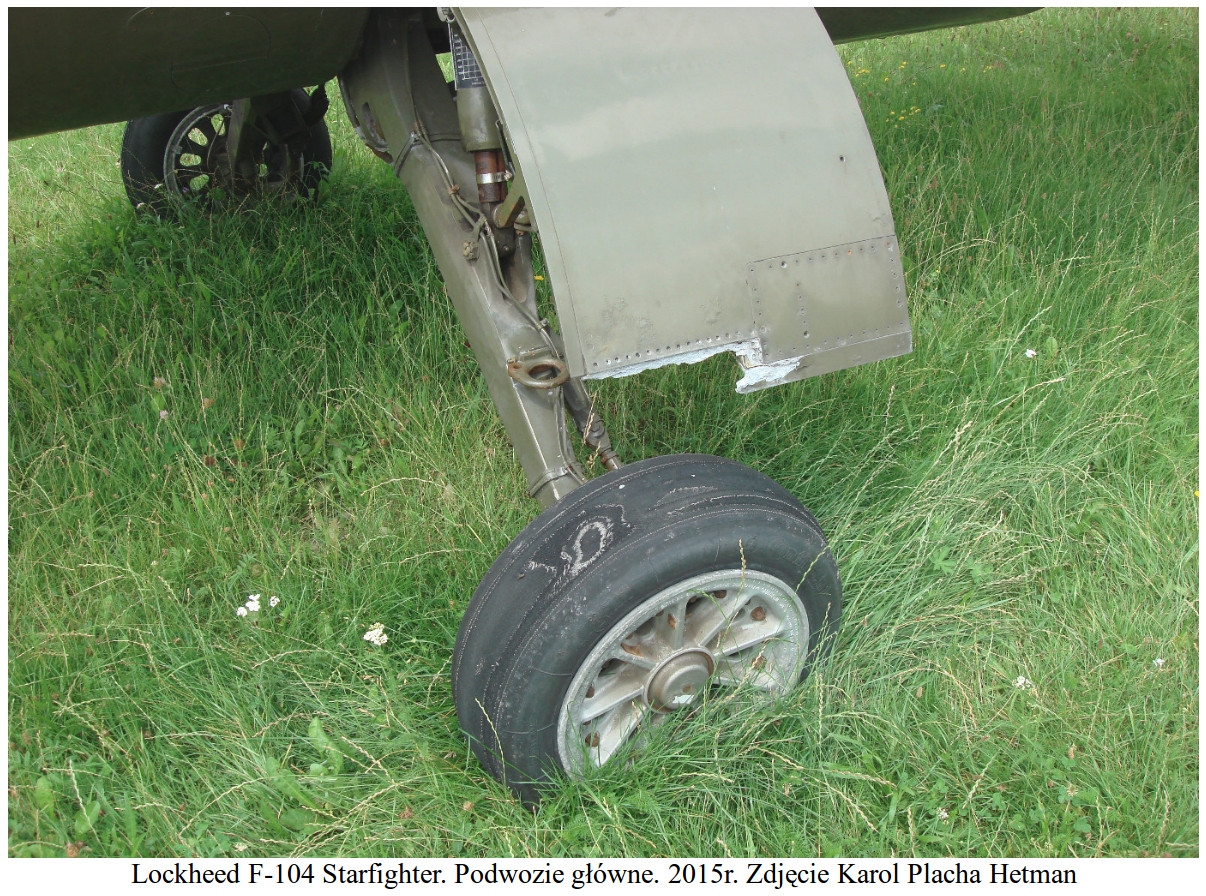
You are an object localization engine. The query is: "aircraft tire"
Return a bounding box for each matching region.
[451,453,841,803]
[120,88,331,215]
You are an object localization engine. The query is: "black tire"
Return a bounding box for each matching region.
[120,88,332,214]
[452,454,841,803]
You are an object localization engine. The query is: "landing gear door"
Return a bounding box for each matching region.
[456,7,910,393]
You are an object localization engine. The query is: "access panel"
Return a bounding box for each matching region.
[457,7,910,392]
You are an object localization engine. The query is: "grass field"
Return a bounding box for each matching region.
[7,8,1198,858]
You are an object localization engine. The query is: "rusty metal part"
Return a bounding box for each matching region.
[474,149,507,205]
[507,353,570,389]
[561,376,621,471]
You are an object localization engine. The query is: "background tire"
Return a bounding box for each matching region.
[120,88,332,214]
[452,454,841,803]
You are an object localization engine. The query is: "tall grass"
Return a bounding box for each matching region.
[7,8,1197,857]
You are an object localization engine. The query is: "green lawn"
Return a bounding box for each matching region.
[7,8,1198,857]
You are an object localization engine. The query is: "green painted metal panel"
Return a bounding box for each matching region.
[8,7,369,140]
[457,7,911,392]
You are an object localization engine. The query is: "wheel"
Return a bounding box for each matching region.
[452,454,841,803]
[120,88,332,214]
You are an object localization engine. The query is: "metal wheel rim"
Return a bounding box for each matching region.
[556,568,809,775]
[163,104,232,203]
[162,104,309,206]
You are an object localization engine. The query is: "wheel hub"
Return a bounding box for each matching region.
[646,648,714,712]
[555,567,812,774]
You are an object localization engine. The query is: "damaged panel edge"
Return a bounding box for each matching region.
[582,339,763,383]
[734,331,912,394]
[581,330,911,396]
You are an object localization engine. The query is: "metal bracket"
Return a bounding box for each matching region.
[507,349,569,389]
[493,168,528,230]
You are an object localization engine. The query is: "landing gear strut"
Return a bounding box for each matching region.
[338,11,842,802]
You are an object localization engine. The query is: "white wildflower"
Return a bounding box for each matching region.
[1153,658,1165,668]
[936,807,949,821]
[364,623,388,647]
[269,596,280,608]
[236,606,248,618]
[1013,675,1033,690]
[159,409,170,420]
[1024,348,1038,359]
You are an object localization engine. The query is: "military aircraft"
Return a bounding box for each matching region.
[8,7,1031,802]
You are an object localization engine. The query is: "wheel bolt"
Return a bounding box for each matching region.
[751,606,767,621]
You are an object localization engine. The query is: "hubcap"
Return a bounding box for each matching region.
[646,648,714,712]
[556,569,809,774]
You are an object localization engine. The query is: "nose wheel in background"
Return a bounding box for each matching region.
[120,88,332,215]
[452,454,842,804]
